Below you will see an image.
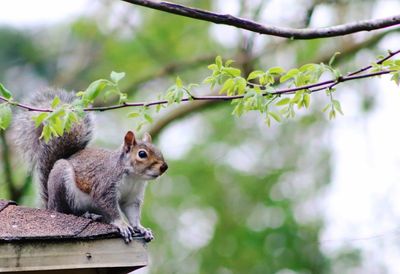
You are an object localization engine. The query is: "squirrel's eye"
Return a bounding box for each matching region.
[138,150,148,159]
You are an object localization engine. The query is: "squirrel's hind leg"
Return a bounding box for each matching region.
[47,159,75,214]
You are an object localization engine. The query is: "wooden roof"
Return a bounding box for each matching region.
[0,200,148,273]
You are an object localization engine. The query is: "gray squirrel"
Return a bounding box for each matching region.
[13,89,168,242]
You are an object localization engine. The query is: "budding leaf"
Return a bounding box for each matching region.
[280,68,299,83]
[40,124,52,143]
[215,56,223,69]
[175,76,183,88]
[223,67,241,77]
[220,78,235,94]
[332,99,344,115]
[0,83,12,99]
[0,103,12,130]
[276,97,291,106]
[144,113,153,123]
[84,79,109,103]
[52,117,64,136]
[33,113,49,128]
[303,93,311,108]
[268,67,285,75]
[51,96,61,109]
[110,71,126,83]
[391,72,400,86]
[329,109,336,120]
[269,111,281,122]
[236,78,247,95]
[128,112,140,118]
[247,70,264,81]
[329,52,341,66]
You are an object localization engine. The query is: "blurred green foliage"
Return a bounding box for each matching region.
[3,0,393,273]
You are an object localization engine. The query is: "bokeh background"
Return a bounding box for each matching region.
[1,1,400,273]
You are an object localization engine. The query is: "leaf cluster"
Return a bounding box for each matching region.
[0,52,399,141]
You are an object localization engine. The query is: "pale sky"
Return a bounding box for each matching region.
[0,1,89,26]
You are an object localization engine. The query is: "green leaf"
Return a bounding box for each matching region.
[51,96,61,109]
[52,117,64,136]
[225,59,234,66]
[110,71,126,83]
[0,83,12,99]
[232,100,245,116]
[128,112,140,118]
[269,111,281,122]
[299,63,316,72]
[135,122,145,132]
[222,67,241,77]
[276,97,290,106]
[47,108,65,121]
[40,124,52,143]
[32,113,49,128]
[175,76,183,88]
[144,113,153,123]
[119,92,128,104]
[265,115,271,127]
[329,109,336,120]
[207,64,218,71]
[203,76,216,88]
[332,99,344,115]
[247,70,265,81]
[63,111,78,132]
[292,91,303,104]
[280,68,299,83]
[75,91,85,97]
[84,79,109,103]
[268,67,285,75]
[215,56,222,69]
[303,93,311,108]
[322,104,331,113]
[220,78,235,94]
[391,72,400,86]
[329,52,341,66]
[236,78,247,95]
[0,104,12,130]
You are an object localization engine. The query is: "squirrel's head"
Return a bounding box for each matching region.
[122,131,168,180]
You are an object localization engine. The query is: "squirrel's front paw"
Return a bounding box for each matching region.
[111,219,134,243]
[133,225,154,242]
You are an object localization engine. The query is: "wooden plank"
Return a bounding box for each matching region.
[0,238,147,273]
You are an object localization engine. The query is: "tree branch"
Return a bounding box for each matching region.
[121,0,400,39]
[1,49,399,113]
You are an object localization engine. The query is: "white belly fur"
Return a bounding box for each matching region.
[119,175,147,205]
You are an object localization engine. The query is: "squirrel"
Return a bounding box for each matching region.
[13,89,168,242]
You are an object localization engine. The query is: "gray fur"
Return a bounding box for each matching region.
[12,89,93,206]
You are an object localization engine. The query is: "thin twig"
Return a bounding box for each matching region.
[1,49,399,113]
[121,0,400,39]
[148,27,398,137]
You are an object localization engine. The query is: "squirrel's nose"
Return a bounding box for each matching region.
[160,163,168,173]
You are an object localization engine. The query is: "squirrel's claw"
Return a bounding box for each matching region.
[133,225,154,242]
[112,219,134,243]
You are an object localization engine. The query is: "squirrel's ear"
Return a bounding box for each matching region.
[124,131,136,153]
[142,132,152,143]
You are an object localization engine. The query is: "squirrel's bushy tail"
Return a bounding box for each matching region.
[13,89,93,207]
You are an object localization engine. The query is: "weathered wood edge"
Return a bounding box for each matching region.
[0,238,148,272]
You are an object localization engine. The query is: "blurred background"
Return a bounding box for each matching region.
[0,0,400,273]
